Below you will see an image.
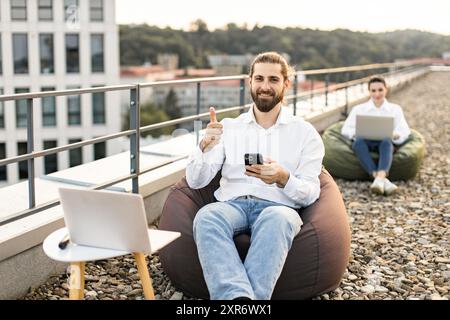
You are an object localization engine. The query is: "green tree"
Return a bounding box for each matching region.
[189,19,209,34]
[164,88,181,120]
[123,102,175,138]
[188,19,210,67]
[119,24,450,70]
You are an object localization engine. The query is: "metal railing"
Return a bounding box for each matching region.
[0,60,429,225]
[288,60,427,115]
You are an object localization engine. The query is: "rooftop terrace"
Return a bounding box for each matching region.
[1,63,449,300]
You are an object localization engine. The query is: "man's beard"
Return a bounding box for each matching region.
[251,87,284,113]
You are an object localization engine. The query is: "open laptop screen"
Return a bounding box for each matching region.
[58,188,152,253]
[355,115,394,140]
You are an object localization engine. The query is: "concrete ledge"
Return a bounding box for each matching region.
[0,241,66,300]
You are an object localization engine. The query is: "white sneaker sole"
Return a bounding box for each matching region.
[384,187,398,196]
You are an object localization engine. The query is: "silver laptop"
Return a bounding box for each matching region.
[58,188,180,254]
[355,115,394,140]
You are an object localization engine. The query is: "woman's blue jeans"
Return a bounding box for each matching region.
[193,198,303,300]
[352,137,394,176]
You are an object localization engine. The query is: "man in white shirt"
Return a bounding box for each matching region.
[186,52,324,300]
[341,76,411,195]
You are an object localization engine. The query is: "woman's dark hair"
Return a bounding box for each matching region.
[368,75,387,89]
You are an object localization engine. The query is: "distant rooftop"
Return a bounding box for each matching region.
[121,65,216,79]
[175,68,217,77]
[207,54,255,66]
[120,65,167,77]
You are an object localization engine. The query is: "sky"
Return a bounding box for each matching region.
[115,0,450,35]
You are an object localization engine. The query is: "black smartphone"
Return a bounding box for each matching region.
[244,153,264,166]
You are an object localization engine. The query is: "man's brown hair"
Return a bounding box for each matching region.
[249,52,294,81]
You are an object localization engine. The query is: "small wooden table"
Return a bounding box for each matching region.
[43,227,178,300]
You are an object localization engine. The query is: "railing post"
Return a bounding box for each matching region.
[343,72,349,117]
[310,78,314,110]
[26,98,35,209]
[129,85,140,194]
[325,73,330,107]
[239,78,245,114]
[196,82,201,144]
[293,74,298,116]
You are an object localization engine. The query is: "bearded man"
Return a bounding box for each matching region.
[186,51,324,300]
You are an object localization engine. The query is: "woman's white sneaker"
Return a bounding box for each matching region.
[370,177,385,195]
[384,178,398,195]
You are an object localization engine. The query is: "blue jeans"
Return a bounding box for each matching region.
[193,198,303,300]
[352,137,394,176]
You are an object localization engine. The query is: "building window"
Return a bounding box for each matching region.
[91,34,104,73]
[65,34,79,73]
[0,89,4,128]
[17,142,28,179]
[92,91,105,124]
[43,140,57,174]
[67,87,81,125]
[64,0,78,21]
[90,0,103,21]
[42,87,56,127]
[15,88,29,128]
[13,34,28,74]
[38,0,53,20]
[0,143,6,181]
[69,138,82,167]
[94,141,106,160]
[39,33,54,74]
[11,0,27,21]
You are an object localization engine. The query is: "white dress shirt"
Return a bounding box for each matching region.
[341,99,411,145]
[186,106,325,208]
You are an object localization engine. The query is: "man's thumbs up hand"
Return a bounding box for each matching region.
[209,107,217,123]
[200,107,223,153]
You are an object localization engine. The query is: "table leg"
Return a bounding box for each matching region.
[79,262,85,299]
[69,261,85,300]
[134,253,155,300]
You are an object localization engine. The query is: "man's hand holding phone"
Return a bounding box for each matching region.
[200,107,223,153]
[245,157,290,188]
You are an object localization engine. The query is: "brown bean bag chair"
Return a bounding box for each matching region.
[159,169,351,299]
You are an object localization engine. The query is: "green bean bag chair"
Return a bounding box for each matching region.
[322,121,425,181]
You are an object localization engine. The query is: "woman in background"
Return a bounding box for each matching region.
[341,76,411,195]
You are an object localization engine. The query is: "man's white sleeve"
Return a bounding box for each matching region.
[185,139,225,189]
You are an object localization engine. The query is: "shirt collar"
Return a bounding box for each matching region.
[242,105,291,125]
[368,99,390,111]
